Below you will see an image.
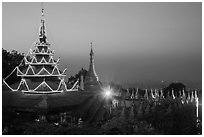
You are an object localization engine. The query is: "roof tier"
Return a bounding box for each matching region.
[9,77,79,93]
[30,47,54,56]
[17,65,66,77]
[24,56,60,66]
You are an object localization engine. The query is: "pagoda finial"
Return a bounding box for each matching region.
[90,41,94,56]
[39,2,47,43]
[41,2,44,17]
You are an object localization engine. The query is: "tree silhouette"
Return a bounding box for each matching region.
[163,82,186,98]
[2,48,28,85]
[68,68,87,85]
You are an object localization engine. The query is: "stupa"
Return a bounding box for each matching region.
[84,42,101,91]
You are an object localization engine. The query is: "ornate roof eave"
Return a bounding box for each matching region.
[62,68,67,75]
[3,79,15,91]
[23,57,29,64]
[35,43,51,48]
[31,52,54,56]
[25,65,35,75]
[66,79,79,91]
[37,67,51,75]
[40,57,47,63]
[21,80,79,93]
[25,56,58,65]
[57,79,67,91]
[52,65,60,75]
[22,90,63,94]
[20,78,30,91]
[11,78,29,92]
[17,65,66,76]
[34,80,53,91]
[25,62,58,66]
[17,74,66,77]
[17,67,25,75]
[9,78,79,93]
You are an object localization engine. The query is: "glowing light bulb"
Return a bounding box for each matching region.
[103,87,113,98]
[105,90,111,97]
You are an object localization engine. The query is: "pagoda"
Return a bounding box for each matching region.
[2,5,109,127]
[3,6,78,94]
[84,42,101,90]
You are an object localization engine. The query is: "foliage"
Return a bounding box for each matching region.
[3,103,201,135]
[99,116,159,135]
[2,48,28,85]
[68,68,87,85]
[163,82,186,97]
[20,122,99,135]
[141,103,200,135]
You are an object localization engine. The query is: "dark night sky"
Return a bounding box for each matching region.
[2,2,202,88]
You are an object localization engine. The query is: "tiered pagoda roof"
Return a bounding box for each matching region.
[4,6,78,94]
[2,5,107,122]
